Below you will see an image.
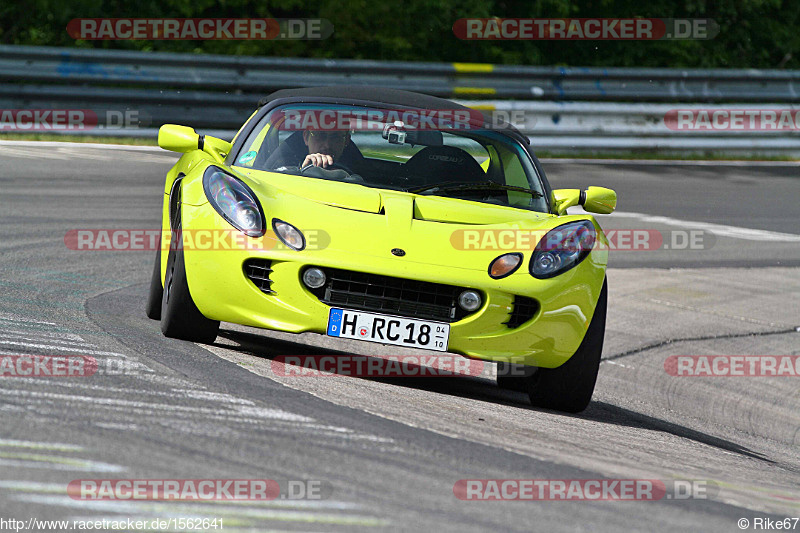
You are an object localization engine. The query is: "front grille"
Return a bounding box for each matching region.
[244,259,275,294]
[308,268,476,323]
[504,296,539,328]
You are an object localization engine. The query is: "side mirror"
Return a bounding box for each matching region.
[583,186,617,214]
[552,186,617,215]
[158,124,200,153]
[158,124,232,164]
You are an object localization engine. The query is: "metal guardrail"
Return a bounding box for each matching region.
[1,44,799,154]
[4,44,800,103]
[475,101,800,155]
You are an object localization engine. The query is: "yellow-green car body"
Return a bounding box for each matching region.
[148,87,617,412]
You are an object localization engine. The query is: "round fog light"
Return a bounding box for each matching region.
[458,290,482,312]
[302,268,326,289]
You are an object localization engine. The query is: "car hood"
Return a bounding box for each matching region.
[238,168,595,273]
[243,169,549,224]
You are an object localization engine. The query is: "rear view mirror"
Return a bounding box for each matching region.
[382,121,443,146]
[405,130,443,147]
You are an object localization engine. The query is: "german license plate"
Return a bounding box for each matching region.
[327,308,450,351]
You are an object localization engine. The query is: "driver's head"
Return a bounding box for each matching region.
[302,129,350,159]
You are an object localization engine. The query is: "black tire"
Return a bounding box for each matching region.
[160,226,220,344]
[496,362,537,392]
[145,248,163,320]
[525,278,607,413]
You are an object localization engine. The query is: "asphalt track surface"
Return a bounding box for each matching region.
[0,141,798,532]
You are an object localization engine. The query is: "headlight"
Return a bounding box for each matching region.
[488,253,523,279]
[273,219,306,251]
[530,221,596,279]
[203,167,265,237]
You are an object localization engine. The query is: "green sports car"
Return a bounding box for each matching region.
[146,86,617,413]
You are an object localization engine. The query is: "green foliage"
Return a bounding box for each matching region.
[1,0,797,68]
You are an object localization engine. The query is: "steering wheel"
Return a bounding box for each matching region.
[301,162,354,175]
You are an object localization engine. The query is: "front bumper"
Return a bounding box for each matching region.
[177,202,608,369]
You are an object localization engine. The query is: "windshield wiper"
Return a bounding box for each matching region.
[408,181,544,198]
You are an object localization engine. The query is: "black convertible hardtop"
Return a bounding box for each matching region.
[257,86,528,143]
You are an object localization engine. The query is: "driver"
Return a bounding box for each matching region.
[264,126,367,174]
[301,129,350,168]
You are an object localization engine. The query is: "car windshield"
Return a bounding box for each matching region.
[233,103,549,213]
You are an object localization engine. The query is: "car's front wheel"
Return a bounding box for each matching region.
[496,362,537,392]
[160,224,219,344]
[145,248,163,320]
[525,278,607,413]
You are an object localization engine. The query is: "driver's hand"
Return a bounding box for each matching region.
[302,153,334,168]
